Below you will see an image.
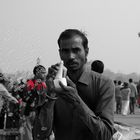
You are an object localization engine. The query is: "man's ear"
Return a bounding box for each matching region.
[85,47,89,57]
[59,48,61,54]
[59,49,62,59]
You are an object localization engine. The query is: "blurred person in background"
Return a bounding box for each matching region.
[7,79,27,129]
[0,72,18,129]
[121,82,131,115]
[114,80,117,113]
[0,73,18,103]
[115,81,122,114]
[136,80,140,108]
[91,60,104,74]
[20,65,48,140]
[129,78,138,114]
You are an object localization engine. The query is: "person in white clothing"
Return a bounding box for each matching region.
[121,82,131,115]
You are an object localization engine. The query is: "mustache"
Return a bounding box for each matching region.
[66,60,78,65]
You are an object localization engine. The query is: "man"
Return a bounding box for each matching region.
[0,73,18,129]
[21,65,47,140]
[46,29,115,140]
[115,81,122,114]
[136,80,140,108]
[128,78,138,114]
[91,60,104,74]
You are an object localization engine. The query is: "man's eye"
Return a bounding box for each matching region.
[73,48,80,53]
[61,49,69,53]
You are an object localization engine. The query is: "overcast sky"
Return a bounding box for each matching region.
[0,0,140,74]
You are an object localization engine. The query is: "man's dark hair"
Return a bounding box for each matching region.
[129,78,133,83]
[123,82,128,88]
[118,80,122,85]
[33,65,46,75]
[57,29,88,50]
[91,60,104,74]
[114,80,117,85]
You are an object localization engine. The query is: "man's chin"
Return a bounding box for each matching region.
[68,66,79,72]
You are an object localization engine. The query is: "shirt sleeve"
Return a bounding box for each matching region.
[0,84,18,103]
[0,84,7,92]
[134,84,138,97]
[74,78,115,140]
[0,84,11,96]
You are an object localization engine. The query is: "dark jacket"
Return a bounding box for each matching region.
[36,67,115,140]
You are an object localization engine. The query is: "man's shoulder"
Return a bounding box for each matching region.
[129,83,135,88]
[0,83,4,87]
[90,70,112,82]
[0,83,6,91]
[85,69,113,87]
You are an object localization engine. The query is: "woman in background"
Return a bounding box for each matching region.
[121,82,131,115]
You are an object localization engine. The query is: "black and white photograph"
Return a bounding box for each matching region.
[0,0,140,140]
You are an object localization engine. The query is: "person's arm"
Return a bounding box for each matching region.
[58,78,115,140]
[32,77,57,139]
[134,84,138,98]
[0,84,18,104]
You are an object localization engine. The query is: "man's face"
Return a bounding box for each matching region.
[36,70,46,81]
[59,35,88,72]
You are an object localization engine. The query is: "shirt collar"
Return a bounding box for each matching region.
[78,65,91,85]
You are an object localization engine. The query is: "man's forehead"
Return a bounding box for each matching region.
[41,70,46,74]
[60,36,83,49]
[36,67,46,74]
[39,69,46,73]
[60,35,82,44]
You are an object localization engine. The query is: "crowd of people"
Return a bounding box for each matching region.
[114,78,140,116]
[91,59,140,116]
[0,29,140,140]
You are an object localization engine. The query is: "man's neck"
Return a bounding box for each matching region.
[34,76,45,82]
[67,64,86,83]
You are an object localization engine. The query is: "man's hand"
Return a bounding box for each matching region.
[47,63,60,79]
[55,77,80,104]
[47,63,67,80]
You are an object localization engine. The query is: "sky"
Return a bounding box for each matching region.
[0,0,140,74]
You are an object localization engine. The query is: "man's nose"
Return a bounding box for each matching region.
[68,52,75,59]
